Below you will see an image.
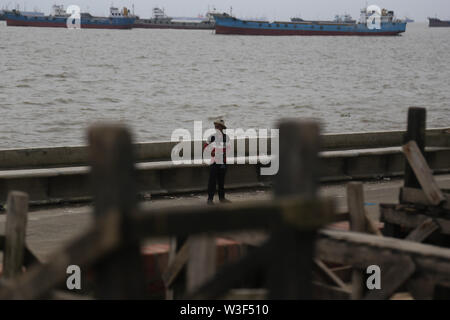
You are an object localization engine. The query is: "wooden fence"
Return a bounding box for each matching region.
[0,108,449,300]
[0,120,335,299]
[380,107,450,247]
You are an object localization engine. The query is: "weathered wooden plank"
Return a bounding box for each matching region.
[380,205,450,236]
[346,183,382,237]
[402,141,445,206]
[405,218,440,243]
[403,107,426,190]
[163,238,191,288]
[169,235,189,299]
[400,187,450,210]
[3,192,29,279]
[187,234,216,293]
[134,197,335,238]
[314,259,348,291]
[317,229,450,293]
[347,183,366,233]
[0,210,122,299]
[0,236,40,267]
[347,182,366,300]
[88,125,147,299]
[165,237,177,299]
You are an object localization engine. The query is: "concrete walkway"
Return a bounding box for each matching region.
[1,174,449,262]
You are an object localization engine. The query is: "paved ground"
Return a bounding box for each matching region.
[1,174,449,262]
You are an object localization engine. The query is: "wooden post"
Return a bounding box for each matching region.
[347,183,366,233]
[88,125,147,299]
[403,107,426,190]
[3,191,29,279]
[165,238,177,299]
[385,107,426,238]
[163,238,191,291]
[187,234,216,293]
[347,182,366,300]
[168,236,189,299]
[266,120,320,299]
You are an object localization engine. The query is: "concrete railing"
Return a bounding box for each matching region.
[0,128,448,205]
[0,128,448,170]
[0,146,449,205]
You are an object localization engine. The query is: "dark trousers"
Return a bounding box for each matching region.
[208,163,227,201]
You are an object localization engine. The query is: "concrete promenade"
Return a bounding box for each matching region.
[1,174,449,263]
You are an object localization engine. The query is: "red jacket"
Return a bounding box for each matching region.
[203,132,229,164]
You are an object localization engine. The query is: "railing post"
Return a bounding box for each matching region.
[88,125,147,299]
[3,191,29,279]
[403,107,426,190]
[266,120,321,299]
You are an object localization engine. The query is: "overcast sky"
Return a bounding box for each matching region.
[1,0,449,21]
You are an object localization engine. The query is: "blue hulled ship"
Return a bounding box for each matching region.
[4,5,135,29]
[213,7,407,36]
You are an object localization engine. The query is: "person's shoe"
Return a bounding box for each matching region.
[220,198,232,203]
[207,199,214,205]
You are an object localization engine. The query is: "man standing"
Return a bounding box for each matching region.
[204,119,231,205]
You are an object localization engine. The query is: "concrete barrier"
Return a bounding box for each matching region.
[0,128,448,170]
[0,147,448,205]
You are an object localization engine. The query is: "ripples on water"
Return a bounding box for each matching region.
[0,22,449,148]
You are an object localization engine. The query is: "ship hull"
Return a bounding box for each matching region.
[133,20,214,30]
[4,12,135,29]
[216,25,402,36]
[428,18,450,27]
[213,14,406,36]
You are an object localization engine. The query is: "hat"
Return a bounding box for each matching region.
[214,119,227,129]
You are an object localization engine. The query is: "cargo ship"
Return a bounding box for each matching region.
[213,7,407,36]
[133,7,214,30]
[4,5,135,29]
[428,17,450,27]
